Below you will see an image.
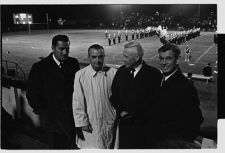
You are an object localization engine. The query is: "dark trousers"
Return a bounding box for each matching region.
[44,131,78,149]
[113,38,116,44]
[118,117,147,149]
[149,138,200,149]
[39,115,78,149]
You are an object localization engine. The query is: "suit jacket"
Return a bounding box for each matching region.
[26,53,80,137]
[148,68,203,142]
[111,61,161,120]
[110,61,161,148]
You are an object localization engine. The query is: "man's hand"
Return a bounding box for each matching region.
[120,111,129,117]
[81,124,93,133]
[120,111,133,120]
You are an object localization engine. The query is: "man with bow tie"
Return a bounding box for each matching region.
[110,41,161,148]
[72,44,118,149]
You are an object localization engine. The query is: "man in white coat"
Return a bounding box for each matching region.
[72,44,118,149]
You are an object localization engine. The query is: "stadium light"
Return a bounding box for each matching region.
[13,13,33,34]
[13,13,33,25]
[20,13,27,19]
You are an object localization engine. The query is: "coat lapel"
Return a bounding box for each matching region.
[162,68,183,87]
[133,61,147,81]
[46,53,65,79]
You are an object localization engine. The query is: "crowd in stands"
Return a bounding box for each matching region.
[3,8,216,33]
[104,10,216,32]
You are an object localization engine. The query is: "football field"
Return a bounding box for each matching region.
[2,29,218,129]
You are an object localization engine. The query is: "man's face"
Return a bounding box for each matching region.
[52,41,70,62]
[159,49,178,74]
[123,47,138,68]
[89,48,105,71]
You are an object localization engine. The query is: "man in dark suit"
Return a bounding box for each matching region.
[110,41,161,149]
[147,43,203,148]
[26,35,80,149]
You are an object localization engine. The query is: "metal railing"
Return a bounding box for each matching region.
[2,60,26,81]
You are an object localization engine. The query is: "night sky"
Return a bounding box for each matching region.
[1,4,217,26]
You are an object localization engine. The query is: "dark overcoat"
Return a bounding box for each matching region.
[111,61,161,148]
[147,68,203,147]
[26,53,80,139]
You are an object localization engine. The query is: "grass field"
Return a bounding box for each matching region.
[2,29,217,129]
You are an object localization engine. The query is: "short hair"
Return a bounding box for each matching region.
[88,44,104,57]
[124,41,144,57]
[52,35,70,47]
[158,43,181,59]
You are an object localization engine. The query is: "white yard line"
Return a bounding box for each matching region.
[150,54,159,59]
[194,44,215,63]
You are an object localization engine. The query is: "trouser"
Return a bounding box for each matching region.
[39,114,78,149]
[150,138,200,149]
[118,117,147,149]
[44,131,78,149]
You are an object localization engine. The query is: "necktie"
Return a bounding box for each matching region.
[130,68,135,78]
[128,68,135,79]
[59,62,65,73]
[161,75,166,87]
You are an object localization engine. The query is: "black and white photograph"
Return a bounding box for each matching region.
[1,0,223,150]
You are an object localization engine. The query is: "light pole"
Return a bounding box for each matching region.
[197,4,200,18]
[28,23,31,34]
[46,13,49,30]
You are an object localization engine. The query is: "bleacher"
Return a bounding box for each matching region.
[2,60,26,81]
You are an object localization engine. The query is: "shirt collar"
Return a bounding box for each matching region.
[164,68,178,81]
[133,61,143,77]
[87,64,107,78]
[134,61,143,72]
[52,54,61,66]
